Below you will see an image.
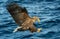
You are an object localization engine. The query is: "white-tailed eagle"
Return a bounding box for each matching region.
[7,3,42,33]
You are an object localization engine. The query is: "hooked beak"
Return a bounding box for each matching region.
[37,18,40,23]
[13,27,22,32]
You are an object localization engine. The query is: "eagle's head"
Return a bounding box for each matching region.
[32,16,42,32]
[32,16,40,23]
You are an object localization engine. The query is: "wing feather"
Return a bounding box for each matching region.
[7,3,30,26]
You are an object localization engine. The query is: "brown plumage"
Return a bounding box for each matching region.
[7,3,41,33]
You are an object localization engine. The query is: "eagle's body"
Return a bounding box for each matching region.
[7,3,41,33]
[20,18,37,32]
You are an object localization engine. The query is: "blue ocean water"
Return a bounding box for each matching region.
[0,0,60,39]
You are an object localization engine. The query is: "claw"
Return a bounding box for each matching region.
[37,28,42,32]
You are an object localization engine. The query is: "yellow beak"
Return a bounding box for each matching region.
[33,16,40,23]
[37,18,40,23]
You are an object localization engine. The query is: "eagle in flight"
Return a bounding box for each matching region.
[7,3,42,33]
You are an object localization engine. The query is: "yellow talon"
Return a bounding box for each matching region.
[37,28,42,32]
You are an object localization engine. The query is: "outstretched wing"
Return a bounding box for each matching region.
[7,3,30,26]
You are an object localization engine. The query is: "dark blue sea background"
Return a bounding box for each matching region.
[0,0,60,39]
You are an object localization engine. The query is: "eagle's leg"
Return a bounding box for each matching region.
[13,26,22,32]
[29,25,42,33]
[29,26,37,32]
